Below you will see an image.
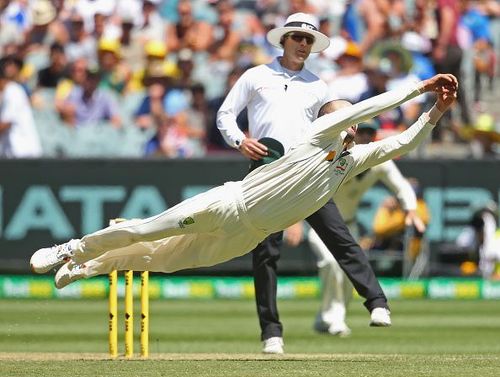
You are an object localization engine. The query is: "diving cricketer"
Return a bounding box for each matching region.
[30,74,457,289]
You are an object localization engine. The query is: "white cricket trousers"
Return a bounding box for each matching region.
[308,222,357,325]
[71,182,266,278]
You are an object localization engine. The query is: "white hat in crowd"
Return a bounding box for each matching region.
[31,0,57,26]
[401,31,432,54]
[266,12,330,53]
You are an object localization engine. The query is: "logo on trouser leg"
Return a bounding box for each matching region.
[178,216,195,228]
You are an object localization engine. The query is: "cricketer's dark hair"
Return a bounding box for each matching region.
[318,99,352,118]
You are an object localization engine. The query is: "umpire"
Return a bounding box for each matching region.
[217,13,390,354]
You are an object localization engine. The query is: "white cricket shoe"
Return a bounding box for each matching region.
[262,337,284,354]
[369,308,392,327]
[313,315,330,334]
[328,322,352,337]
[55,262,87,289]
[30,239,79,274]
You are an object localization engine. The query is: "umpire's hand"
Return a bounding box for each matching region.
[239,138,269,160]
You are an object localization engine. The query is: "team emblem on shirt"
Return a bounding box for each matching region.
[178,216,195,228]
[325,150,336,161]
[334,158,348,176]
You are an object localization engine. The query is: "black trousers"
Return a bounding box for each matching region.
[252,199,388,340]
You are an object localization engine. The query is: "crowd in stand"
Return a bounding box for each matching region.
[0,0,499,159]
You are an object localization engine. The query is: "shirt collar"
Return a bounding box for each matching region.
[269,57,310,80]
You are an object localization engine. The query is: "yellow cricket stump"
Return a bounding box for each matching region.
[108,218,150,359]
[124,270,134,358]
[140,271,149,358]
[108,270,118,357]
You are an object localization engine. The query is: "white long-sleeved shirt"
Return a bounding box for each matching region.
[217,58,330,153]
[333,159,417,223]
[237,83,442,234]
[0,82,42,158]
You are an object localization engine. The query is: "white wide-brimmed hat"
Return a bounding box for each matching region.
[266,13,330,53]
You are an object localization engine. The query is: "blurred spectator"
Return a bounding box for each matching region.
[175,48,196,89]
[401,31,436,80]
[36,42,68,88]
[195,0,250,100]
[432,0,472,134]
[0,55,29,93]
[0,1,23,56]
[0,57,42,158]
[145,89,206,158]
[135,80,169,130]
[459,0,496,107]
[380,0,409,38]
[208,0,242,62]
[318,16,332,37]
[325,38,368,103]
[166,0,213,53]
[350,0,386,53]
[359,62,405,139]
[456,200,500,278]
[97,38,131,94]
[128,40,179,93]
[309,34,339,83]
[168,87,207,156]
[24,0,68,53]
[2,0,30,32]
[288,0,318,15]
[466,111,500,158]
[134,44,184,130]
[190,82,210,134]
[373,42,426,126]
[341,0,362,43]
[408,0,438,40]
[93,12,106,39]
[55,58,88,102]
[135,0,166,43]
[216,0,266,47]
[372,178,430,260]
[113,1,167,70]
[117,11,147,72]
[18,0,67,90]
[57,68,121,128]
[254,0,282,19]
[65,12,97,64]
[63,0,116,34]
[258,12,284,58]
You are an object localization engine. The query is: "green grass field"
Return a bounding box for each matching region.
[1,298,499,376]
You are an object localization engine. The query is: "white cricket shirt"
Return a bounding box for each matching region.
[238,83,439,235]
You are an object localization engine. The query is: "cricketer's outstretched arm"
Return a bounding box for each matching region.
[346,105,443,180]
[309,83,421,144]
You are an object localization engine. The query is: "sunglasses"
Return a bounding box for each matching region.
[287,32,315,45]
